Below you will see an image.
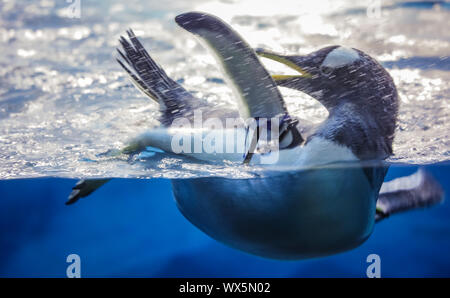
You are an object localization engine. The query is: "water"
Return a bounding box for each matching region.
[0,164,449,277]
[0,0,449,276]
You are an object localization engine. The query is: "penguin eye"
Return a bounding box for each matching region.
[320,65,334,77]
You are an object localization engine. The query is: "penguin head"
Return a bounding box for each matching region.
[258,46,399,160]
[256,46,398,115]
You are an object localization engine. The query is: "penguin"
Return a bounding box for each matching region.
[67,12,443,259]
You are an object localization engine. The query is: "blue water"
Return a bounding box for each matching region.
[0,164,449,277]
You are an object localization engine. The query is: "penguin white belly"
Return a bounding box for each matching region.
[259,136,359,168]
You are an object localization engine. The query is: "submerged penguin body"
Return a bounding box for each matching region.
[172,165,381,259]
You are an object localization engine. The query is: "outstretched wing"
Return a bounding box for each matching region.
[174,12,304,160]
[175,12,288,120]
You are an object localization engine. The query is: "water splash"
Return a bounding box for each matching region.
[0,0,448,179]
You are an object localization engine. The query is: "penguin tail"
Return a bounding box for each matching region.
[116,29,197,118]
[375,168,444,222]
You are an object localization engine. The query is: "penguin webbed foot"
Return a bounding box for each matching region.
[375,169,444,222]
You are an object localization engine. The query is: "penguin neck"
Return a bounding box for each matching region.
[314,101,391,161]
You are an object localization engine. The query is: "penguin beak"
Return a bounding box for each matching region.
[256,48,312,78]
[255,48,317,92]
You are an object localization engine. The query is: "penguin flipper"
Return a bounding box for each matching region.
[375,169,444,222]
[66,178,111,205]
[117,29,198,118]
